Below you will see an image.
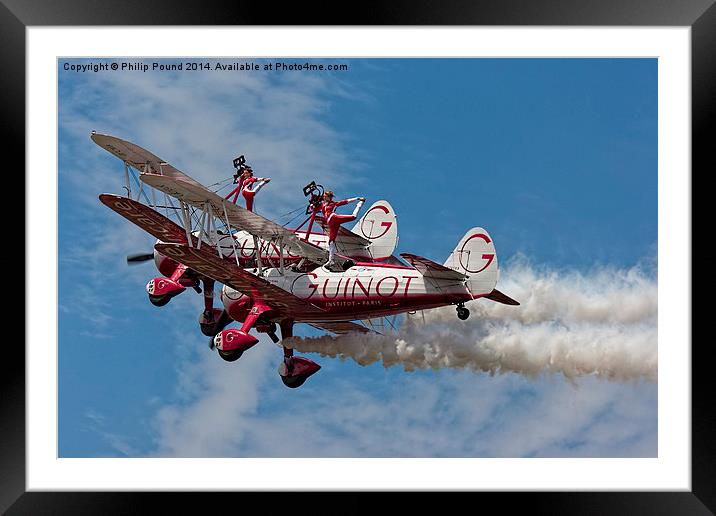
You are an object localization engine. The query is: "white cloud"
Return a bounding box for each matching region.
[151,338,276,457]
[82,409,140,458]
[149,355,655,457]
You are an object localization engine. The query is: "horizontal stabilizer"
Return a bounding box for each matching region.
[400,253,468,281]
[309,321,372,335]
[380,255,411,267]
[484,289,520,305]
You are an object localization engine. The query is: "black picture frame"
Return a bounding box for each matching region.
[6,0,709,513]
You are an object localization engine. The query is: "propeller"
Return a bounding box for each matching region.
[126,253,154,265]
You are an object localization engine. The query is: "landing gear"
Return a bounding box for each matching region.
[210,310,321,387]
[199,308,229,337]
[280,367,309,388]
[212,302,267,359]
[146,277,185,306]
[214,328,259,355]
[149,294,172,307]
[277,320,321,389]
[207,310,233,349]
[456,304,470,320]
[278,355,321,388]
[218,348,243,362]
[255,319,279,343]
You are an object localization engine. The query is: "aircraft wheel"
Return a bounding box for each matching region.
[281,374,308,389]
[457,307,470,320]
[218,348,243,362]
[149,294,171,307]
[200,323,217,337]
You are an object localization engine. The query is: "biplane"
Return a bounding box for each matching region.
[93,132,519,388]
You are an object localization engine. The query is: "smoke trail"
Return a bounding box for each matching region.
[289,259,657,381]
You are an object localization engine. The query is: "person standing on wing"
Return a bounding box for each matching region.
[240,166,271,212]
[321,190,365,267]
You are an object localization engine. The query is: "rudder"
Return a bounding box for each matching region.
[444,227,499,297]
[351,200,398,260]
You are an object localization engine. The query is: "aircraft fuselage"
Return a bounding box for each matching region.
[220,262,472,322]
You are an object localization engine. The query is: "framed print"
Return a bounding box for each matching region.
[5,0,711,512]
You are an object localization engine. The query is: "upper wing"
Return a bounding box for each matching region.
[143,175,328,265]
[99,193,195,245]
[308,321,373,335]
[400,253,468,282]
[154,242,326,318]
[91,132,206,189]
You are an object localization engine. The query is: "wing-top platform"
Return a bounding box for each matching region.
[142,175,328,265]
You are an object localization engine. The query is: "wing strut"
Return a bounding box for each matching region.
[221,202,241,268]
[278,235,285,274]
[180,201,193,247]
[123,162,131,198]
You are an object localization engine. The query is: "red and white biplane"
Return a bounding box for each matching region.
[93,132,519,388]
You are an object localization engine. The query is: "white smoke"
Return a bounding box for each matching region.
[288,258,657,382]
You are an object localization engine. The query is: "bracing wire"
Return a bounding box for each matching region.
[385,315,399,332]
[279,206,307,219]
[208,176,235,193]
[279,205,309,228]
[282,211,306,228]
[127,167,153,205]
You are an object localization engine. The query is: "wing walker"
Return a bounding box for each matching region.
[93,132,519,388]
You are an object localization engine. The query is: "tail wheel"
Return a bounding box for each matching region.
[149,294,171,307]
[457,306,470,320]
[218,348,243,362]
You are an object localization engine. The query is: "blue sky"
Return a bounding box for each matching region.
[58,58,657,458]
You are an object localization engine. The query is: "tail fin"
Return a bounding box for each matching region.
[351,200,398,260]
[444,227,499,297]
